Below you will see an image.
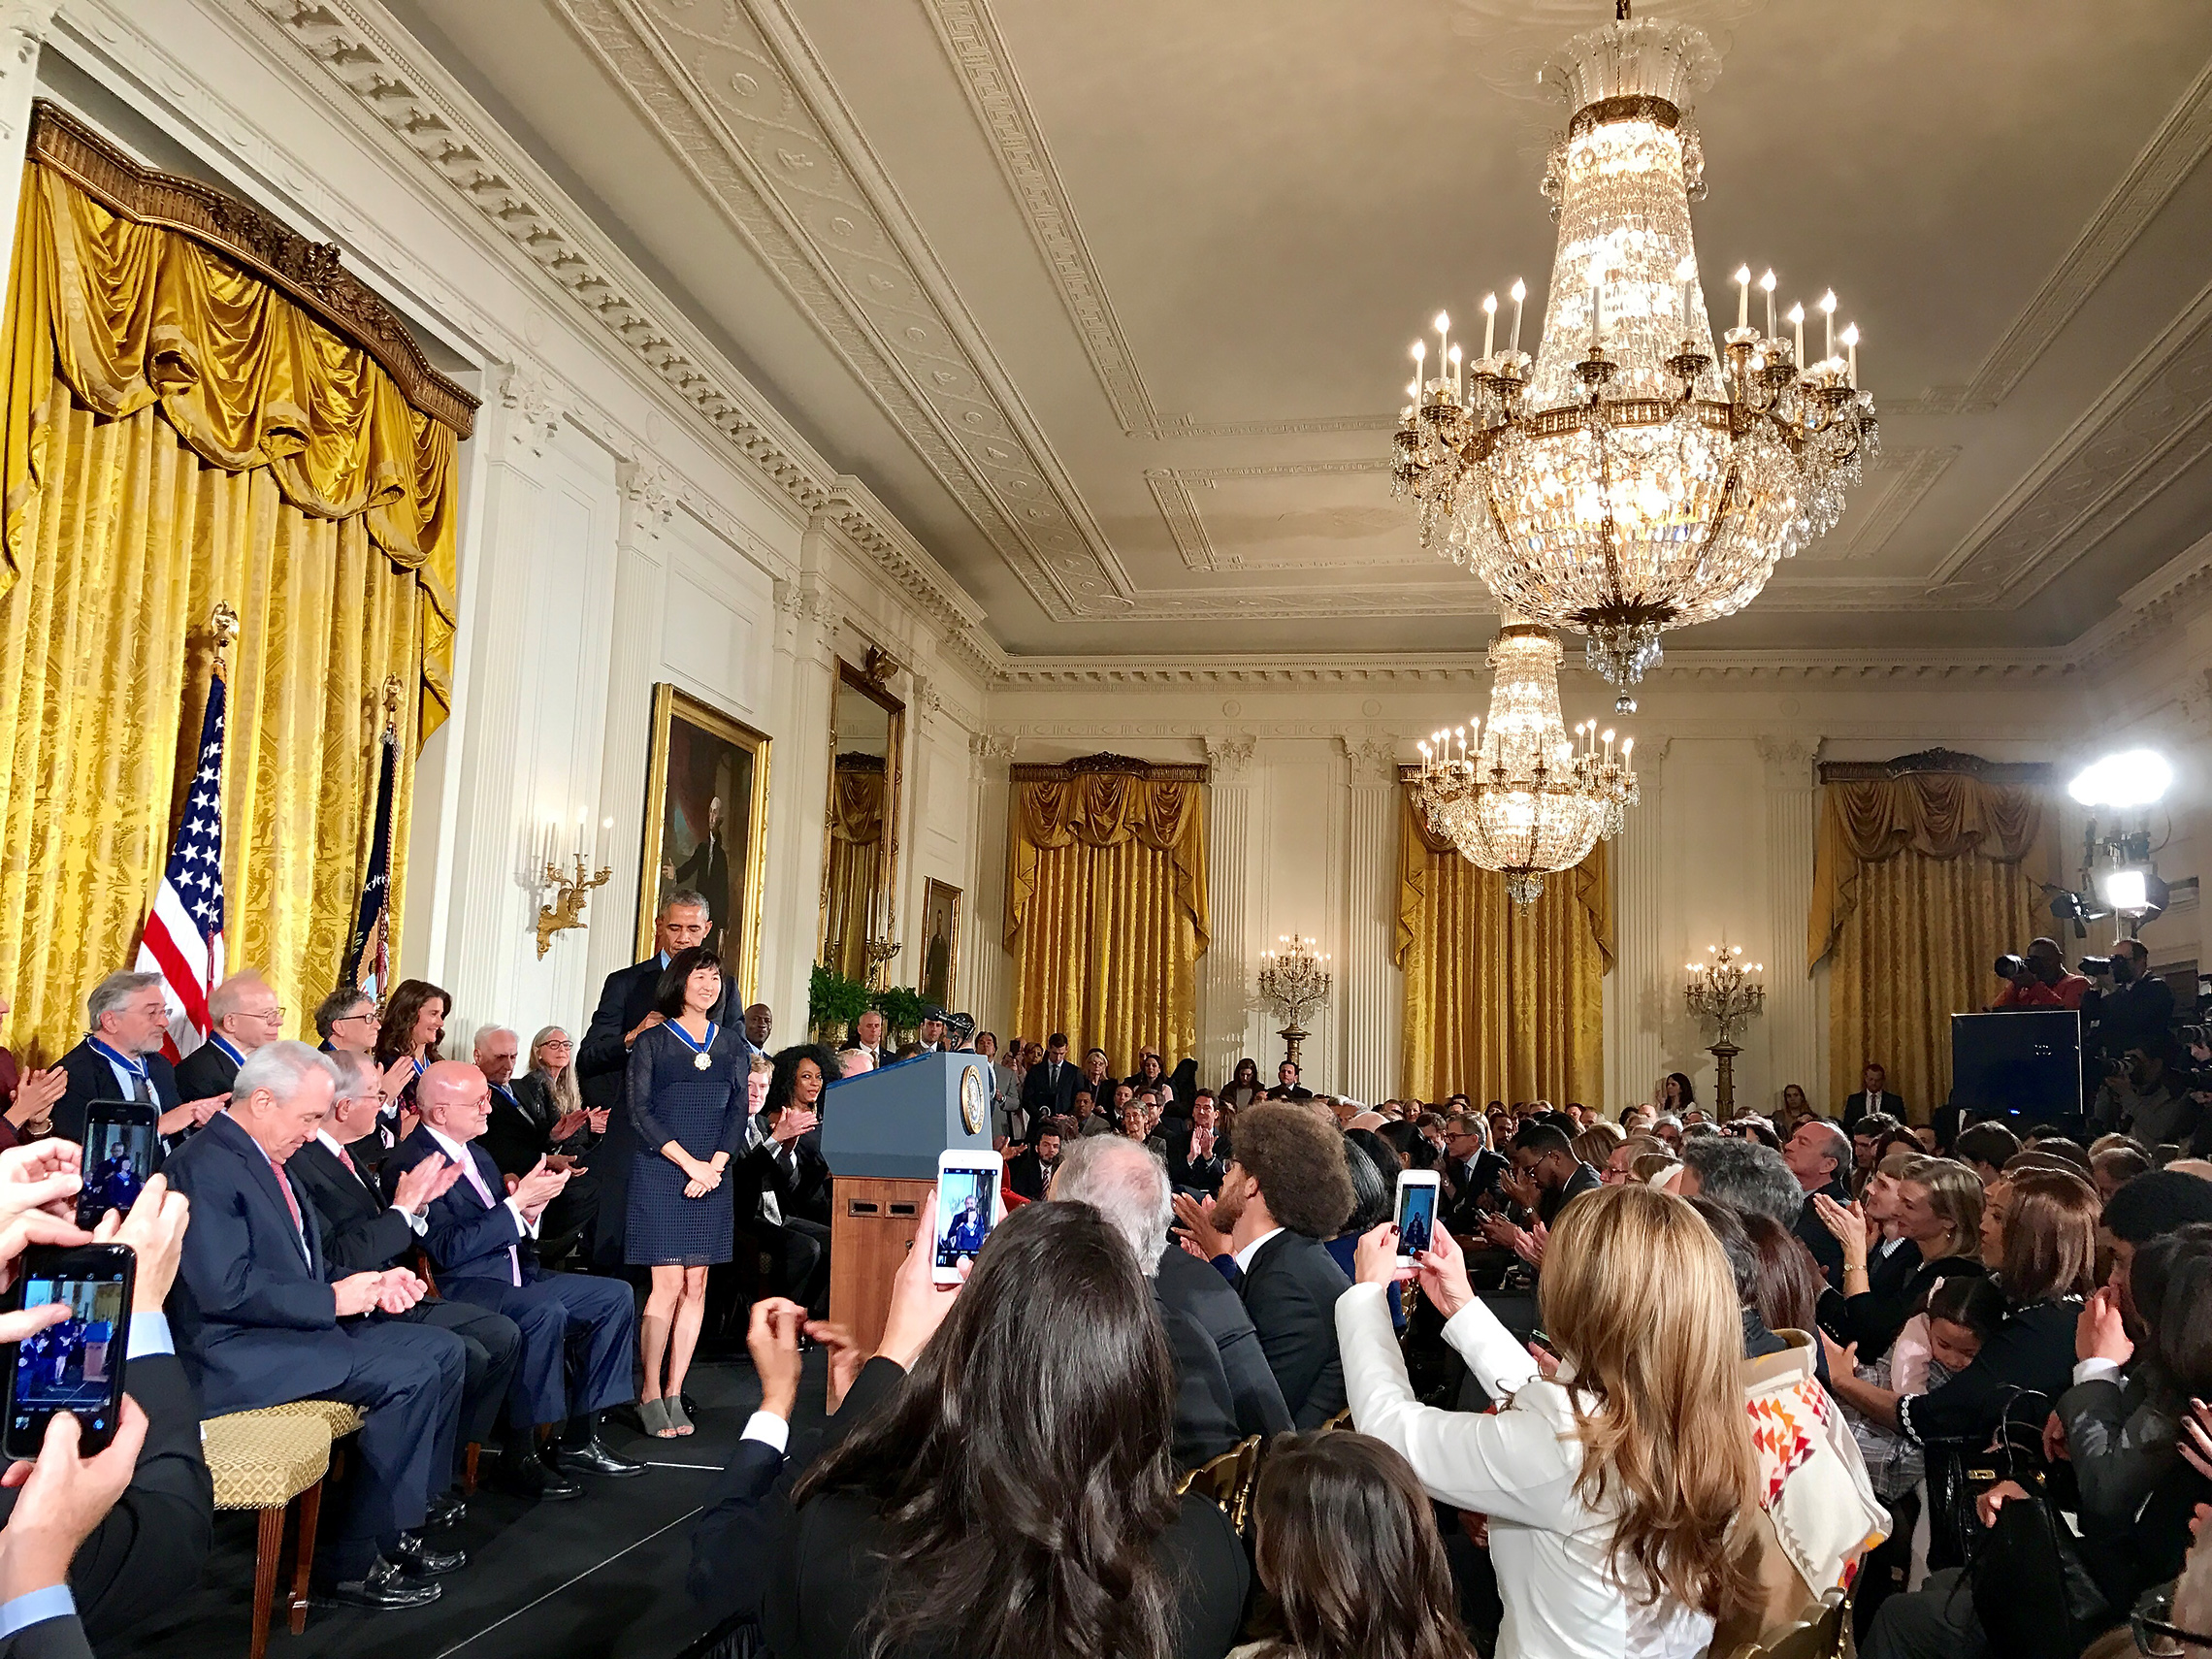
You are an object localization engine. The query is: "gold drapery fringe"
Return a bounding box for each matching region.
[1395,786,1610,1107]
[0,156,459,1065]
[1005,764,1209,1073]
[2,164,457,736]
[1813,766,2052,1122]
[822,759,884,982]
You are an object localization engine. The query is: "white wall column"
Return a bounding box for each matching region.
[1757,735,1822,1114]
[1342,735,1401,1103]
[764,541,839,1027]
[1605,735,1672,1112]
[587,459,675,991]
[964,732,1016,1031]
[0,5,60,277]
[1201,734,1257,1083]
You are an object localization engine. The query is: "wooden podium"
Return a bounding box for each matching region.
[819,1053,994,1353]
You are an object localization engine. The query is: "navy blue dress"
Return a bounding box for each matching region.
[623,1021,748,1266]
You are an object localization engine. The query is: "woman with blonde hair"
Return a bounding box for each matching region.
[1814,1154,1987,1357]
[1344,1185,1760,1658]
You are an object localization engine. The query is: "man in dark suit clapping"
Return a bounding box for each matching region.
[1169,1102,1354,1429]
[162,1042,469,1610]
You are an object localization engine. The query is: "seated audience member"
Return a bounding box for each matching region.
[289,1052,540,1498]
[1266,1060,1314,1101]
[729,1092,830,1315]
[1738,1209,1826,1345]
[1124,1048,1173,1112]
[1006,1121,1063,1202]
[1952,1120,2020,1187]
[164,1042,467,1609]
[372,980,450,1143]
[0,1147,211,1646]
[759,1043,836,1228]
[2091,1142,2152,1203]
[1439,1113,1508,1233]
[173,971,282,1103]
[1825,1168,2097,1458]
[1341,1185,1764,1656]
[1053,1136,1284,1465]
[1813,1154,1987,1357]
[56,972,204,1147]
[1573,1122,1626,1172]
[1167,1090,1229,1196]
[1220,1057,1267,1111]
[1327,1130,1400,1295]
[0,992,65,1152]
[760,1202,1250,1659]
[478,1025,598,1265]
[1780,1118,1854,1287]
[1850,1112,1902,1177]
[1235,1432,1477,1659]
[1117,1090,1169,1159]
[835,1045,872,1081]
[1604,1133,1668,1186]
[385,1061,642,1482]
[1066,1085,1099,1133]
[1170,1102,1355,1428]
[1481,1122,1600,1259]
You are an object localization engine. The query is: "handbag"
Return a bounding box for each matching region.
[1964,1388,2112,1659]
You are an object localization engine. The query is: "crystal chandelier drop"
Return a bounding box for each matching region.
[1390,4,1878,710]
[1411,623,1638,908]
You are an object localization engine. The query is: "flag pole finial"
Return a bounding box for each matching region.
[380,673,403,736]
[209,601,240,677]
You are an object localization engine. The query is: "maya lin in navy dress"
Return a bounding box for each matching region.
[623,1021,748,1266]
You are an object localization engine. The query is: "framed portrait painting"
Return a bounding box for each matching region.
[919,878,961,1011]
[635,685,771,1002]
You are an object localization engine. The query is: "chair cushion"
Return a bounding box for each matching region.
[204,1410,333,1511]
[257,1398,367,1439]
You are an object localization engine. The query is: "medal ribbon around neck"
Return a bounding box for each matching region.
[668,1019,718,1072]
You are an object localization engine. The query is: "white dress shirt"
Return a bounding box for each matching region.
[1231,1226,1285,1273]
[1337,1283,1716,1659]
[315,1130,426,1236]
[425,1126,542,1243]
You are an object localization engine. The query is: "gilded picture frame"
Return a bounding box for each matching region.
[635,684,771,1003]
[919,877,961,1011]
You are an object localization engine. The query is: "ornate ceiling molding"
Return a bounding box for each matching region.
[1144,458,1400,573]
[225,0,998,670]
[552,0,1134,621]
[982,650,2079,690]
[1933,276,2212,606]
[1823,444,1960,564]
[1897,52,2212,416]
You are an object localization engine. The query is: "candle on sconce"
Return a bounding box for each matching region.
[599,816,613,867]
[1481,291,1497,360]
[1509,278,1526,356]
[1841,323,1860,387]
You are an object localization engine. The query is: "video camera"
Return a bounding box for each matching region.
[2079,957,2115,978]
[1994,954,2032,982]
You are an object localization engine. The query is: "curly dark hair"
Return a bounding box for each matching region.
[1234,1103,1355,1239]
[764,1043,841,1119]
[793,1201,1179,1659]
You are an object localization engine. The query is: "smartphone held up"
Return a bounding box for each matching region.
[932,1149,1003,1285]
[6,1243,136,1458]
[1394,1170,1440,1264]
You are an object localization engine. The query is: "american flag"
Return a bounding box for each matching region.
[135,674,227,1062]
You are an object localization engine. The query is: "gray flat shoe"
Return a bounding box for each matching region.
[665,1395,694,1436]
[638,1398,676,1439]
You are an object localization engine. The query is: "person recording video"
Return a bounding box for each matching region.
[1989,937,2092,1011]
[2082,937,2175,1065]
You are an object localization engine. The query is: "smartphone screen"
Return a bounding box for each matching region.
[933,1162,1000,1280]
[7,1246,134,1457]
[78,1103,159,1230]
[1394,1176,1439,1259]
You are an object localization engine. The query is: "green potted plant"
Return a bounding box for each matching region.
[869,985,926,1047]
[808,962,871,1045]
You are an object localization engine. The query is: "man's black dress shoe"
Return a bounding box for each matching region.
[322,1556,441,1610]
[390,1530,468,1577]
[426,1493,466,1529]
[552,1434,645,1479]
[496,1449,581,1501]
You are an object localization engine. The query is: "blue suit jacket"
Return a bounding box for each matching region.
[160,1111,350,1415]
[382,1126,533,1286]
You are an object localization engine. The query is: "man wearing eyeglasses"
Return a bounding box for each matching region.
[175,970,285,1102]
[313,986,418,1166]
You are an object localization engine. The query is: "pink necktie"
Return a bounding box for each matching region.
[261,1150,309,1264]
[453,1146,521,1286]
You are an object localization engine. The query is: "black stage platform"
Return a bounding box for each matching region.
[110,1354,817,1659]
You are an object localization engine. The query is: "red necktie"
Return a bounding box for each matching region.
[336,1145,359,1179]
[263,1150,305,1232]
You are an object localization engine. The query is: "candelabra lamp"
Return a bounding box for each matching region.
[1683,941,1765,1114]
[536,852,613,959]
[1257,934,1332,1072]
[864,935,901,991]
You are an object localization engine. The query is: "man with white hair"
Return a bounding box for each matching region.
[174,969,283,1102]
[1052,1136,1289,1462]
[55,970,218,1147]
[386,1061,641,1482]
[164,1041,469,1610]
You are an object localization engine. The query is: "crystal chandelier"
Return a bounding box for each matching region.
[1390,4,1878,710]
[1412,623,1638,908]
[1256,934,1332,1072]
[1684,941,1765,1047]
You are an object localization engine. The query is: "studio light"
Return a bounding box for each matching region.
[2067,749,2172,809]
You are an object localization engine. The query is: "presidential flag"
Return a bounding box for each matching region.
[342,718,397,1002]
[135,673,227,1062]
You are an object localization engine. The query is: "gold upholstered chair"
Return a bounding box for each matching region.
[202,1408,337,1659]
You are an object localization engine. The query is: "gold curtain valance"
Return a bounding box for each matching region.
[830,756,885,847]
[2,128,465,737]
[1808,762,2048,970]
[1005,759,1210,957]
[1393,777,1614,970]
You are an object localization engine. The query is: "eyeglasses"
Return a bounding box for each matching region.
[2132,1586,2212,1655]
[539,1037,573,1050]
[243,1007,284,1022]
[336,1011,377,1026]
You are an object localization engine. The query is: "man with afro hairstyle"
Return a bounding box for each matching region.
[1175,1101,1356,1428]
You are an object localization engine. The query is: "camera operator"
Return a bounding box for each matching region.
[2092,1035,2205,1151]
[1989,938,2092,1011]
[2083,938,2174,1066]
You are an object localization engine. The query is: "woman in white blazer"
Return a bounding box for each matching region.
[1337,1185,1761,1659]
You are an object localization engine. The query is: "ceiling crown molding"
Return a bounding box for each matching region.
[228,0,997,669]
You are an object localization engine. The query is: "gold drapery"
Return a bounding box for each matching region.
[1396,786,1611,1106]
[0,151,463,1064]
[1811,766,2051,1122]
[1005,764,1209,1072]
[822,758,884,981]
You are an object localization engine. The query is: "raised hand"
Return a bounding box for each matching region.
[1171,1191,1230,1260]
[392,1151,459,1216]
[1812,1191,1869,1262]
[877,1190,963,1368]
[2077,1285,2132,1367]
[0,1399,150,1603]
[8,1066,65,1126]
[1413,1223,1475,1319]
[0,1142,82,1226]
[1350,1221,1412,1287]
[378,1055,417,1100]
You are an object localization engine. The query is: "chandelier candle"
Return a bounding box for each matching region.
[1510,278,1526,356]
[1482,292,1497,359]
[1388,5,1879,702]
